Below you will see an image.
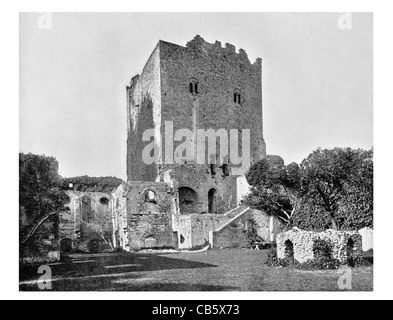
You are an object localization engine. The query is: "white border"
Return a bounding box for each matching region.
[2,0,392,300]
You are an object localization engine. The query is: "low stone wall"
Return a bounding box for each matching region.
[359,227,373,252]
[277,229,362,263]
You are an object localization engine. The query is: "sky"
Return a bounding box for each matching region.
[19,12,373,180]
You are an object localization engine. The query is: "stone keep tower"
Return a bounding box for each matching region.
[126,35,266,215]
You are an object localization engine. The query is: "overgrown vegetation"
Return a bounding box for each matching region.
[62,176,123,193]
[19,153,69,259]
[244,147,373,231]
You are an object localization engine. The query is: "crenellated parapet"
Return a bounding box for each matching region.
[185,34,261,68]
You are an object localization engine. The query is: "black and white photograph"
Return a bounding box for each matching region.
[17,11,375,293]
[1,1,391,302]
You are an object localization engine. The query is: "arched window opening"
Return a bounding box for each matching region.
[60,238,73,254]
[179,187,198,214]
[99,197,109,206]
[144,236,157,248]
[189,78,199,95]
[87,239,102,254]
[144,190,157,204]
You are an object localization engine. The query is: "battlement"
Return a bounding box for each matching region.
[185,35,261,67]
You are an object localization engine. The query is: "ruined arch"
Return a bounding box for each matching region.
[144,236,157,248]
[178,186,198,214]
[60,238,73,254]
[87,239,102,254]
[284,240,294,260]
[142,188,157,204]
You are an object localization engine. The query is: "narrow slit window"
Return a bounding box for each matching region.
[189,83,194,94]
[234,90,241,104]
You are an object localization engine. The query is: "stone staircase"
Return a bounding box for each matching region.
[209,206,252,248]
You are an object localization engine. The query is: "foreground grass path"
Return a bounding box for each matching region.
[20,248,373,291]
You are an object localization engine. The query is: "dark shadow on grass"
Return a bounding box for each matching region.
[20,252,219,291]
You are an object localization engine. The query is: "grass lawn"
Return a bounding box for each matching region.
[19,248,373,291]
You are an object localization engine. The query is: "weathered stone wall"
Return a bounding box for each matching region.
[211,209,283,249]
[127,43,162,182]
[165,164,238,214]
[277,229,363,263]
[59,191,113,253]
[359,227,373,252]
[125,181,177,251]
[111,182,129,250]
[213,214,250,249]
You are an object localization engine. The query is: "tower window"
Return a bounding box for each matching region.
[234,89,241,104]
[222,164,229,176]
[145,190,157,204]
[210,164,216,176]
[189,78,199,95]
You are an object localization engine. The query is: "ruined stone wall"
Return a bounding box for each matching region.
[59,191,113,253]
[189,214,232,248]
[127,43,162,182]
[166,164,238,214]
[276,229,363,263]
[125,181,177,250]
[213,214,250,249]
[111,182,129,250]
[212,209,284,249]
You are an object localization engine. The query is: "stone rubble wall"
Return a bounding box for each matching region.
[277,229,363,264]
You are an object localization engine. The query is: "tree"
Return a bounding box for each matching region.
[19,153,69,249]
[244,148,373,231]
[298,147,373,230]
[244,155,301,225]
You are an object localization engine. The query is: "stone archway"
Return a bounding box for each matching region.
[347,238,355,267]
[284,240,294,260]
[178,187,198,214]
[87,239,102,254]
[60,238,73,254]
